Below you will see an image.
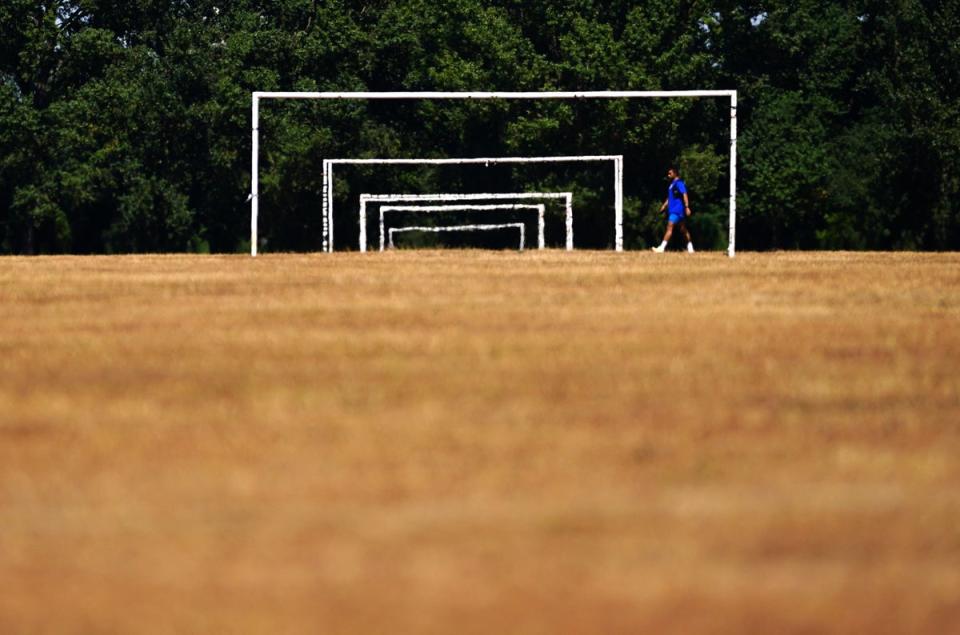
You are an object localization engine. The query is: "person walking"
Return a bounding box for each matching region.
[652,166,694,253]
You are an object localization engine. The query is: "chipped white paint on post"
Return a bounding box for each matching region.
[388,223,526,250]
[728,91,737,258]
[359,192,572,253]
[250,94,259,257]
[321,160,333,253]
[614,156,623,251]
[377,204,546,251]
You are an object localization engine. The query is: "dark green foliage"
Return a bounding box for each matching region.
[1,0,957,253]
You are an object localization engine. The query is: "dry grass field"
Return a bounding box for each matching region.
[1,250,958,633]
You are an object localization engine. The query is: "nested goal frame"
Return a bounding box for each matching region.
[331,156,619,252]
[250,91,737,257]
[360,192,574,251]
[389,223,526,250]
[378,203,546,251]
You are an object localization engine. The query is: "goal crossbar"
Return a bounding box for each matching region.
[361,192,573,251]
[254,90,736,99]
[250,90,737,257]
[379,204,546,251]
[388,223,525,250]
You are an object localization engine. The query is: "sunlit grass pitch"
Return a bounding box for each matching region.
[1,251,958,633]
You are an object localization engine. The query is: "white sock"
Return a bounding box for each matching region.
[687,242,694,252]
[660,240,668,248]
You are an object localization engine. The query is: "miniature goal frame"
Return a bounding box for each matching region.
[360,192,574,252]
[330,157,619,252]
[378,203,546,251]
[250,91,738,257]
[388,223,526,250]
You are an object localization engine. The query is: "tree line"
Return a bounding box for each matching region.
[2,0,958,253]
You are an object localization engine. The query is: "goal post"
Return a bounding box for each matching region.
[388,223,526,250]
[377,203,546,251]
[250,90,737,257]
[330,157,619,253]
[360,192,573,251]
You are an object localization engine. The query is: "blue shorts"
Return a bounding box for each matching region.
[668,212,686,224]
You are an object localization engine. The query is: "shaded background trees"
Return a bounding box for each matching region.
[2,0,958,253]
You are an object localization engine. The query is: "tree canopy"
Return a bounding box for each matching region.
[2,0,958,253]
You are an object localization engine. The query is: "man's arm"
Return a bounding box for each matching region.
[683,193,691,216]
[660,198,669,213]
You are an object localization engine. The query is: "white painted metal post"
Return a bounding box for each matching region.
[565,197,574,250]
[327,160,335,252]
[251,95,260,257]
[373,200,380,252]
[538,205,545,249]
[360,193,368,253]
[614,156,624,251]
[321,160,329,252]
[728,91,737,258]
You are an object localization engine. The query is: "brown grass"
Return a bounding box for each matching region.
[1,250,959,633]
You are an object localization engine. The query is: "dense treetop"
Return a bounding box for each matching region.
[2,1,958,253]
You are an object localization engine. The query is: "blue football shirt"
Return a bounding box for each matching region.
[667,178,687,215]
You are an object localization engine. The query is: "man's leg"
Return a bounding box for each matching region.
[678,221,694,253]
[652,222,674,252]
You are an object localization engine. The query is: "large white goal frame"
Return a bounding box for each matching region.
[329,156,620,252]
[250,90,737,257]
[388,223,526,250]
[360,192,574,251]
[378,203,546,251]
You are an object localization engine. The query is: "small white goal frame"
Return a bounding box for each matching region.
[250,90,737,257]
[379,203,546,251]
[388,223,525,250]
[328,157,620,252]
[361,192,574,251]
